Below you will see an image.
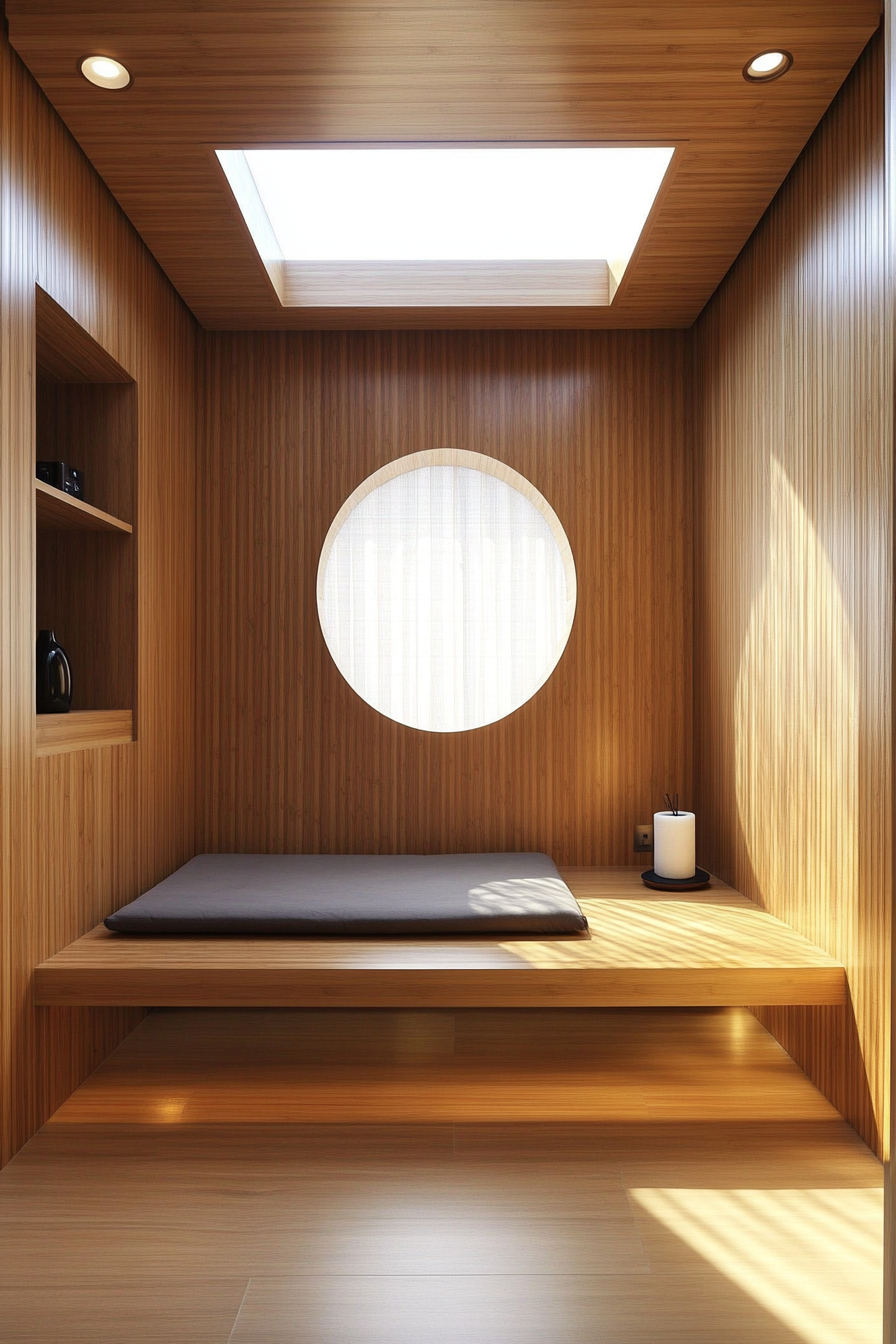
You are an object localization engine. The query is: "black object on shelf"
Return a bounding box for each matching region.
[641,866,711,892]
[36,461,84,501]
[36,630,73,714]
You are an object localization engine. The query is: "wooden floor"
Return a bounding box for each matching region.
[33,868,846,1009]
[0,1006,882,1343]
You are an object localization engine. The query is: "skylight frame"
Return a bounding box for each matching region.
[216,141,677,312]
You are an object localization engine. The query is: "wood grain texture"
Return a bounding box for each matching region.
[35,482,132,534]
[694,33,891,1161]
[33,868,845,1010]
[43,1005,865,1128]
[280,260,613,310]
[35,287,131,384]
[0,30,197,1164]
[4,2,880,330]
[0,1007,882,1343]
[35,709,133,757]
[197,329,693,863]
[36,383,136,524]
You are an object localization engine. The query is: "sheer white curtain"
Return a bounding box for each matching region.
[318,462,574,732]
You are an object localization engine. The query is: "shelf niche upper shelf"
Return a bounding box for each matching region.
[36,479,132,534]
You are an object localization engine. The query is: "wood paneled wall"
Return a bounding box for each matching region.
[694,32,891,1159]
[198,330,692,864]
[0,32,197,1162]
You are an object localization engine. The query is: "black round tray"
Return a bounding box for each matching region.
[641,866,711,892]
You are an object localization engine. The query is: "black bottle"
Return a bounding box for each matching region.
[36,630,72,714]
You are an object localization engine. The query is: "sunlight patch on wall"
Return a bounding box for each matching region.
[735,458,858,942]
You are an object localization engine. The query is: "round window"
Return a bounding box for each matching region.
[317,449,576,732]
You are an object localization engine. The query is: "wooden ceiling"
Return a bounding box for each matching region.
[7,2,881,331]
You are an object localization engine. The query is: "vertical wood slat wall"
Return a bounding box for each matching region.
[694,32,892,1159]
[0,34,197,1162]
[197,330,693,865]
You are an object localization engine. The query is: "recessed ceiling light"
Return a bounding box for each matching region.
[80,55,131,90]
[743,50,793,83]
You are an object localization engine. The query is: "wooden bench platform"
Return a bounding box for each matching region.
[32,867,846,1009]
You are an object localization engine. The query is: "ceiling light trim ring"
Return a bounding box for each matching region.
[79,55,132,91]
[743,51,794,83]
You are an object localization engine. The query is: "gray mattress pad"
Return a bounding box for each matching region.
[104,852,588,936]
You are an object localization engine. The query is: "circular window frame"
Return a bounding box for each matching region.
[316,448,577,732]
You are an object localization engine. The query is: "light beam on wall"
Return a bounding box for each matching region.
[735,457,857,959]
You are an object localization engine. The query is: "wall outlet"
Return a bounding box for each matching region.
[633,823,654,852]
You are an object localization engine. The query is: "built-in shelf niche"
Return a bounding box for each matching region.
[35,287,137,750]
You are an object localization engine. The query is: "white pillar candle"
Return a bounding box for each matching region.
[653,810,696,879]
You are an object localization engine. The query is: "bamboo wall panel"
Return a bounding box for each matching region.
[198,330,692,864]
[0,33,197,1162]
[694,34,891,1158]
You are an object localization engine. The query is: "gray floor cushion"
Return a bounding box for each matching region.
[104,852,588,936]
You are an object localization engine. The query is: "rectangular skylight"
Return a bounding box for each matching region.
[217,145,674,309]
